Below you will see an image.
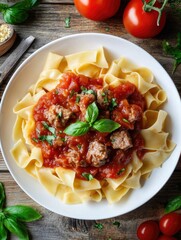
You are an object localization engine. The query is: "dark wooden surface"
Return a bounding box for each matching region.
[0,1,181,239]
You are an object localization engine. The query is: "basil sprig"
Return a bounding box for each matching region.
[64,102,120,136]
[0,0,39,24]
[0,182,42,240]
[165,195,181,213]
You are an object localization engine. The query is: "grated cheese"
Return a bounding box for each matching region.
[0,24,11,43]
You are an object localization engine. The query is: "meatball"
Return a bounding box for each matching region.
[86,140,108,167]
[110,130,132,150]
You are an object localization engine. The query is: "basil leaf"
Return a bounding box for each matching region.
[4,205,42,222]
[82,173,94,181]
[42,121,56,135]
[0,221,7,240]
[64,121,90,136]
[39,135,55,145]
[165,196,181,213]
[85,102,99,124]
[4,216,29,240]
[3,8,29,24]
[109,98,117,110]
[0,183,6,209]
[93,119,120,133]
[94,223,104,230]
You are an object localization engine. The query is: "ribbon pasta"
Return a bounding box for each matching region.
[11,47,175,204]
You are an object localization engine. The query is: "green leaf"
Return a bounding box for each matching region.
[85,102,99,124]
[39,135,56,145]
[94,223,104,230]
[64,121,90,136]
[163,32,181,73]
[0,183,6,209]
[42,121,56,135]
[3,8,29,24]
[4,205,42,222]
[93,119,120,133]
[4,216,29,240]
[82,173,94,181]
[65,16,71,28]
[0,221,7,240]
[117,168,125,175]
[165,196,181,213]
[109,98,117,110]
[113,221,120,227]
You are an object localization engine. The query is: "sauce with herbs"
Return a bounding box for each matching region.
[31,72,145,180]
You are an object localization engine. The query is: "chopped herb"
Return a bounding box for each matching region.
[81,86,96,96]
[57,112,62,118]
[163,32,181,73]
[113,221,120,227]
[101,92,106,96]
[32,137,38,143]
[61,137,66,142]
[82,173,94,181]
[55,89,59,95]
[122,118,129,123]
[117,168,125,175]
[77,144,82,149]
[39,135,56,145]
[42,121,56,135]
[110,98,117,110]
[70,89,75,98]
[103,96,109,103]
[65,16,71,28]
[94,223,104,230]
[76,96,80,103]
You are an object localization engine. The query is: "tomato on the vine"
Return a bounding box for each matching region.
[159,212,181,236]
[123,0,166,38]
[74,0,121,21]
[157,235,177,240]
[137,220,160,240]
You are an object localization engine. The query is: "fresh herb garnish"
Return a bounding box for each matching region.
[122,118,129,123]
[32,137,39,143]
[113,221,121,227]
[117,168,125,175]
[76,96,80,103]
[70,89,75,98]
[77,144,82,149]
[65,16,71,28]
[165,196,181,213]
[82,173,94,181]
[57,112,62,119]
[42,121,56,135]
[64,102,120,136]
[0,182,42,240]
[0,0,39,24]
[94,223,104,230]
[61,137,66,142]
[81,86,96,96]
[109,98,117,110]
[163,32,181,73]
[39,135,56,145]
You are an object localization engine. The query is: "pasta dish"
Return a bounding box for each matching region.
[11,47,175,204]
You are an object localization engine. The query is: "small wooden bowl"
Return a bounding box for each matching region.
[0,23,16,57]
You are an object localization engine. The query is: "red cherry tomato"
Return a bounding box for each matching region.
[123,0,166,38]
[159,212,181,236]
[74,0,121,21]
[137,220,160,240]
[158,235,177,240]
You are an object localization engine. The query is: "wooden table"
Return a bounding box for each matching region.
[0,1,181,239]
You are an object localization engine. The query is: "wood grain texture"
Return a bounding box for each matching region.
[0,1,181,240]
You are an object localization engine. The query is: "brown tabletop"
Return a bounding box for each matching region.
[0,1,181,239]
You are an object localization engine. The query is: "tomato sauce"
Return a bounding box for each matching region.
[31,72,145,180]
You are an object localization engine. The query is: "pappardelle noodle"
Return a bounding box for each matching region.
[11,47,175,204]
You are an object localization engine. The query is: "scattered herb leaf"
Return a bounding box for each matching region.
[77,144,82,149]
[32,137,39,143]
[113,221,121,227]
[94,223,104,230]
[76,96,80,103]
[122,118,129,123]
[42,121,56,135]
[117,168,125,175]
[39,135,56,145]
[165,195,181,213]
[70,89,75,98]
[109,98,117,110]
[163,32,181,73]
[65,16,71,28]
[57,112,62,119]
[82,173,94,181]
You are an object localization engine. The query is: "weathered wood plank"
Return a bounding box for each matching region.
[0,171,181,239]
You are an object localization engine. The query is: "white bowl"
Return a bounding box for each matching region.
[0,33,181,220]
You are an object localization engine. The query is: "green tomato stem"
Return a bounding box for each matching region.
[143,0,168,26]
